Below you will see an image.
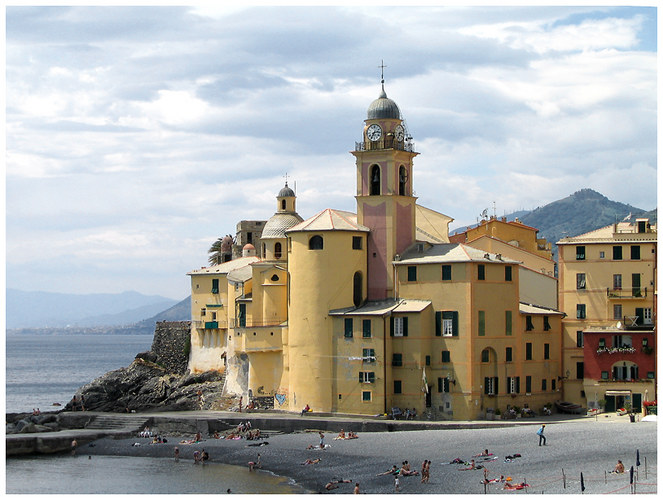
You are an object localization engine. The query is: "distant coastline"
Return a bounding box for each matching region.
[6,325,156,336]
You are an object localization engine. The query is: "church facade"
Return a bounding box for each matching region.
[187,82,563,420]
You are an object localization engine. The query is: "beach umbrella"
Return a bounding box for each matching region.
[636,449,641,466]
[580,472,585,492]
[629,466,634,484]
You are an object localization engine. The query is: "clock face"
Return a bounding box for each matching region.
[366,124,382,141]
[395,125,405,142]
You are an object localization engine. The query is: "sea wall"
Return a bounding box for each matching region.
[151,321,191,375]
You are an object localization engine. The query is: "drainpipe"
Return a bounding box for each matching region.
[384,313,389,416]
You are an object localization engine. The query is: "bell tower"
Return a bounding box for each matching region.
[352,72,418,300]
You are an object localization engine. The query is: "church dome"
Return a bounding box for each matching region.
[278,182,295,198]
[367,86,400,120]
[262,212,304,239]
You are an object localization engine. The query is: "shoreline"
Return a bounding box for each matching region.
[63,415,656,495]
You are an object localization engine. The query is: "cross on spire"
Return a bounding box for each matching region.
[379,60,387,84]
[284,172,289,186]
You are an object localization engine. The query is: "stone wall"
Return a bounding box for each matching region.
[151,321,191,375]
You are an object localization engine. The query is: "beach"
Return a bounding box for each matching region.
[79,413,656,494]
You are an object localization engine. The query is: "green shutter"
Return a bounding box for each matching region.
[359,372,363,383]
[369,372,375,383]
[403,317,408,336]
[345,318,353,338]
[505,310,512,336]
[362,319,371,338]
[437,377,443,392]
[484,377,490,394]
[435,311,441,336]
[390,316,394,336]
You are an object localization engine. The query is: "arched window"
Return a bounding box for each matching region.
[281,199,286,210]
[353,271,363,307]
[274,242,282,259]
[370,165,381,195]
[309,235,324,250]
[399,166,407,196]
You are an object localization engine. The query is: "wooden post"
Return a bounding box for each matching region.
[562,469,566,489]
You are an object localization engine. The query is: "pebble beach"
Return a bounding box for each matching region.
[82,413,657,494]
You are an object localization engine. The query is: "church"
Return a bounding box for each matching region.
[187,78,562,420]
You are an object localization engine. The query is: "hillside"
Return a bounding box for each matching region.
[518,189,655,255]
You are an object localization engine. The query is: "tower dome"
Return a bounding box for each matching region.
[367,85,400,120]
[278,182,295,198]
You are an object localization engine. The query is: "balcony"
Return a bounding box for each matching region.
[606,287,648,299]
[355,137,415,153]
[229,318,286,328]
[193,319,227,330]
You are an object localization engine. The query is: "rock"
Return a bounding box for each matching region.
[135,351,158,363]
[6,423,16,434]
[18,422,37,433]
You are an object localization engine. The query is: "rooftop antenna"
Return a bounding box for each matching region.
[492,201,496,218]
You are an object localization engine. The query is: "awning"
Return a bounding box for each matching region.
[605,390,631,396]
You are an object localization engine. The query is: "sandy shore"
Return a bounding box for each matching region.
[81,414,657,495]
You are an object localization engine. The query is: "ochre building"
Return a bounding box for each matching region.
[187,82,564,420]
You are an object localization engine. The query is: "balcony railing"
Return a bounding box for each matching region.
[355,138,415,152]
[607,287,648,299]
[228,318,286,328]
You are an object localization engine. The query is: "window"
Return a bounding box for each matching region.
[544,343,550,360]
[247,232,253,244]
[612,362,638,381]
[270,274,279,282]
[281,199,286,210]
[505,266,512,281]
[353,272,363,308]
[576,331,584,347]
[507,376,520,394]
[505,311,512,336]
[478,264,485,280]
[201,308,206,317]
[505,347,513,362]
[362,391,371,402]
[484,377,498,395]
[525,376,532,393]
[613,246,623,260]
[352,236,362,250]
[541,379,547,391]
[441,350,450,363]
[211,278,219,294]
[613,304,622,320]
[613,274,622,290]
[576,304,586,319]
[543,316,551,331]
[238,303,246,328]
[344,318,353,338]
[632,274,641,297]
[576,273,586,289]
[369,165,381,195]
[478,311,486,336]
[526,315,534,331]
[576,246,585,260]
[599,251,605,258]
[525,342,532,360]
[442,265,452,281]
[551,379,556,391]
[359,371,375,383]
[576,362,584,379]
[392,353,403,367]
[425,355,431,366]
[394,380,402,394]
[362,348,375,362]
[643,308,653,324]
[309,235,324,250]
[612,335,632,348]
[631,245,640,260]
[598,338,605,348]
[274,242,282,259]
[407,266,417,282]
[481,349,490,363]
[362,319,371,338]
[601,371,609,380]
[647,372,655,379]
[437,311,459,337]
[391,317,408,337]
[399,166,407,196]
[438,377,450,393]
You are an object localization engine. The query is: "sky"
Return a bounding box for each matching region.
[5,4,658,300]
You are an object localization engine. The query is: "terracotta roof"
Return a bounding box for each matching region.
[288,208,370,233]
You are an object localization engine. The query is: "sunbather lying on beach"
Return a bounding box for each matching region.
[376,465,399,476]
[324,479,352,490]
[503,482,529,490]
[474,449,492,457]
[302,458,321,465]
[480,475,505,484]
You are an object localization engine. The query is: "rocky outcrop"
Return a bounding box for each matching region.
[62,358,226,413]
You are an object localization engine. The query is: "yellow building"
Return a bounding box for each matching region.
[557,220,657,411]
[187,80,564,420]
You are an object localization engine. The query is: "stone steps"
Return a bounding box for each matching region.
[85,415,149,431]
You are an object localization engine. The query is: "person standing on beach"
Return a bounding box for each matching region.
[71,439,78,456]
[394,475,400,492]
[354,483,360,494]
[420,460,427,483]
[537,424,546,446]
[319,431,325,449]
[174,447,180,461]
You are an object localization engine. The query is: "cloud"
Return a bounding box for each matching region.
[5,6,656,297]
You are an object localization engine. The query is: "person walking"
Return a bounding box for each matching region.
[394,475,400,492]
[537,424,546,446]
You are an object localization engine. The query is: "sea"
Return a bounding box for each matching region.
[5,333,306,494]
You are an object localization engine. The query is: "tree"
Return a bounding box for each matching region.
[208,235,234,266]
